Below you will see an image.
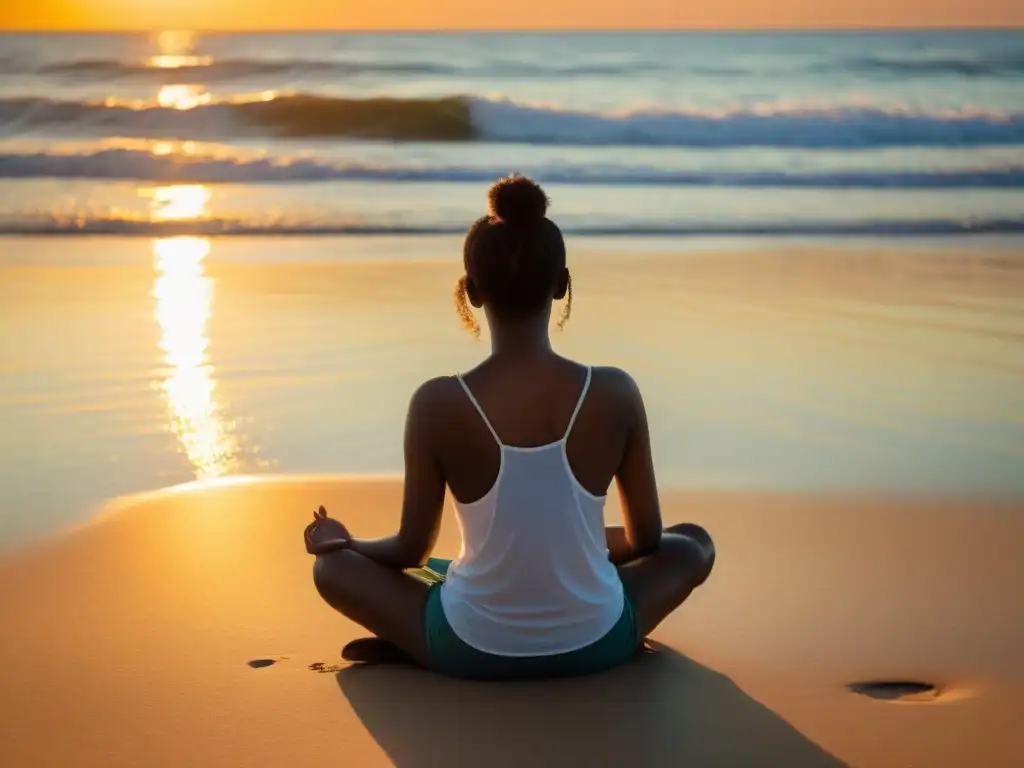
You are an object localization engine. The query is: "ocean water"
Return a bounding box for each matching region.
[1,31,1023,547]
[0,30,1022,235]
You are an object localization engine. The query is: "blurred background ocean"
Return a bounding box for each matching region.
[1,30,1023,235]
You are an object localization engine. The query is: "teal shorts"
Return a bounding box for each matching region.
[416,558,641,681]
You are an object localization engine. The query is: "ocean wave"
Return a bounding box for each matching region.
[30,57,657,81]
[4,216,1023,238]
[1,94,1023,147]
[35,57,456,81]
[470,99,1024,148]
[3,147,1024,188]
[850,51,1024,78]
[24,51,1024,82]
[0,94,474,141]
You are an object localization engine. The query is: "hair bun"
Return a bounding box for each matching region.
[488,175,549,225]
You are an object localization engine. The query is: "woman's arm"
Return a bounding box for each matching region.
[604,527,639,566]
[611,369,663,563]
[348,379,447,569]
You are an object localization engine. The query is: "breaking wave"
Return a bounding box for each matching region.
[3,147,1024,188]
[1,94,1022,147]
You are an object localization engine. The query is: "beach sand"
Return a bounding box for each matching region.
[1,477,1021,767]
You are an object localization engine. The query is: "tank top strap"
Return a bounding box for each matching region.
[455,374,502,445]
[563,366,593,440]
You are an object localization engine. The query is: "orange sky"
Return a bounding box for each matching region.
[2,0,1022,30]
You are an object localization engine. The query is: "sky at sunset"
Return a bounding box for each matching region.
[2,0,1022,31]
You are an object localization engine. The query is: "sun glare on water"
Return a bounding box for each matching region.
[148,184,211,220]
[147,30,209,69]
[157,84,211,110]
[152,236,241,479]
[149,53,212,69]
[146,31,213,109]
[143,182,240,478]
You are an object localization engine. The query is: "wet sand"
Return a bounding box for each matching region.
[2,237,1023,546]
[1,477,1021,767]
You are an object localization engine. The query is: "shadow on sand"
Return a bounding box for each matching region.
[335,642,849,768]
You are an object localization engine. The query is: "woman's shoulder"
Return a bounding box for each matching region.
[587,367,648,428]
[408,375,465,412]
[590,366,643,399]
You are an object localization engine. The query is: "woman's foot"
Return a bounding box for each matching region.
[341,637,418,666]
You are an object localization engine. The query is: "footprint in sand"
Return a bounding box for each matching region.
[846,680,941,702]
[248,656,290,669]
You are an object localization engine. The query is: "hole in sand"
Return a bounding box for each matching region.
[247,658,277,669]
[846,680,940,702]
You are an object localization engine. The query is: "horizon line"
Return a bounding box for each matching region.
[2,24,1022,34]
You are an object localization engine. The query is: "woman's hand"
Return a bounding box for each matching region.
[304,505,352,555]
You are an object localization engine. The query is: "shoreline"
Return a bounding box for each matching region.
[4,472,1022,557]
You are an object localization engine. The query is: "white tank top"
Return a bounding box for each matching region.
[440,367,625,657]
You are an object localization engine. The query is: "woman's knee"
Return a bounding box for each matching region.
[662,529,715,584]
[311,554,332,600]
[665,522,714,551]
[312,549,358,601]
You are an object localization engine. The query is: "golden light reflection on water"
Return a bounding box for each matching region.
[146,184,211,221]
[148,30,206,69]
[157,84,212,110]
[151,141,198,157]
[148,31,212,108]
[149,54,212,69]
[152,236,241,479]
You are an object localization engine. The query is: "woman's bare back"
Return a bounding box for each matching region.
[431,356,634,505]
